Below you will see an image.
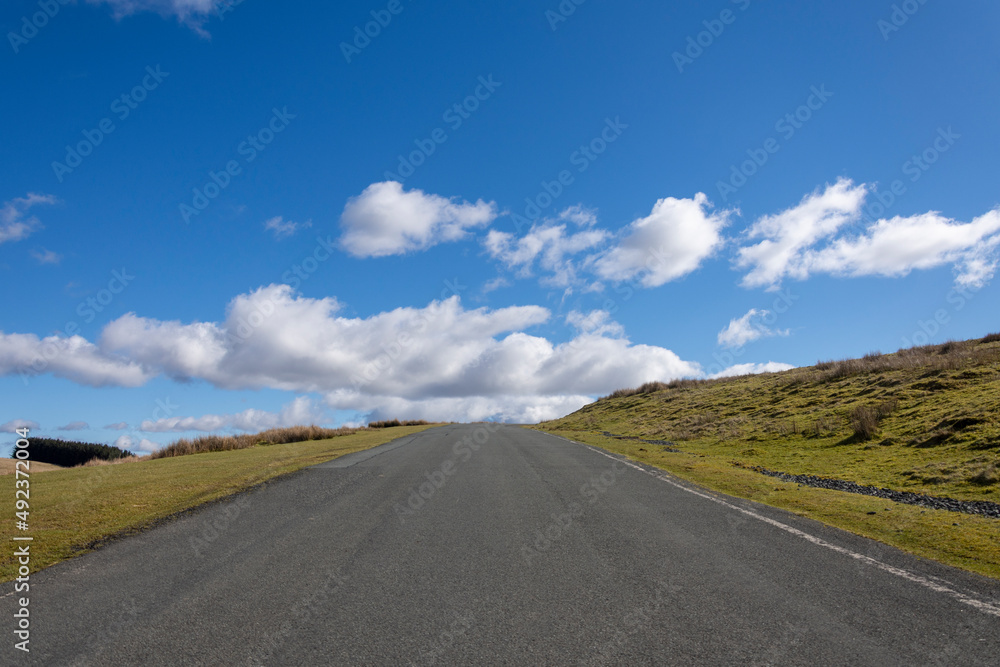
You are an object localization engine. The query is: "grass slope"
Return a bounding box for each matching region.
[536,337,1000,580]
[0,425,434,582]
[0,460,62,474]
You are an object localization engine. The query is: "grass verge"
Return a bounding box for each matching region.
[0,425,434,582]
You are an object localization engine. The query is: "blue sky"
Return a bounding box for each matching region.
[2,0,999,454]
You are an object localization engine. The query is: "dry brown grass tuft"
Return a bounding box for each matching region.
[601,378,709,400]
[810,341,1000,385]
[847,398,897,442]
[849,406,880,441]
[667,378,708,390]
[368,419,431,428]
[875,398,899,419]
[77,455,147,467]
[603,387,639,400]
[150,425,363,459]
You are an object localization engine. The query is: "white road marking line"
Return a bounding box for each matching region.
[546,432,1000,618]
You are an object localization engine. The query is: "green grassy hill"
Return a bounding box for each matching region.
[535,335,1000,579]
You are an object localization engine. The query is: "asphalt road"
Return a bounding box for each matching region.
[5,424,1000,665]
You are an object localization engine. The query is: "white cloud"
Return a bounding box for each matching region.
[709,362,795,379]
[114,434,161,453]
[491,181,999,292]
[482,277,511,293]
[99,314,227,383]
[139,414,227,433]
[264,216,311,240]
[804,210,1000,288]
[485,208,609,287]
[1,193,56,245]
[31,249,62,265]
[327,394,594,425]
[101,286,554,395]
[89,0,220,16]
[0,333,151,387]
[133,439,162,453]
[104,422,130,430]
[273,395,325,427]
[566,310,625,338]
[86,0,222,34]
[717,309,789,348]
[485,198,728,291]
[340,181,497,258]
[58,421,90,431]
[592,193,731,287]
[558,205,599,228]
[735,178,1000,289]
[1,419,40,433]
[4,285,701,423]
[736,179,866,289]
[140,396,325,433]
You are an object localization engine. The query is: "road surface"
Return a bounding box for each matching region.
[5,424,1000,665]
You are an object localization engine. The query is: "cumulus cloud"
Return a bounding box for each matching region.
[592,193,731,287]
[486,198,727,291]
[558,205,599,228]
[58,421,90,431]
[99,286,553,393]
[566,310,625,338]
[326,393,594,425]
[100,314,228,383]
[717,309,789,348]
[114,434,161,453]
[488,180,999,292]
[1,193,56,245]
[804,210,1000,288]
[264,216,311,240]
[0,333,151,387]
[99,286,615,400]
[1,285,702,423]
[709,362,795,379]
[485,208,609,287]
[735,178,1000,289]
[340,181,497,258]
[735,178,866,289]
[140,396,325,433]
[133,439,162,453]
[1,419,40,433]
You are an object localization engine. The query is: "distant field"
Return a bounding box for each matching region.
[0,425,435,582]
[537,336,1000,580]
[0,459,63,474]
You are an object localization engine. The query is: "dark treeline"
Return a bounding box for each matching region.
[19,438,131,467]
